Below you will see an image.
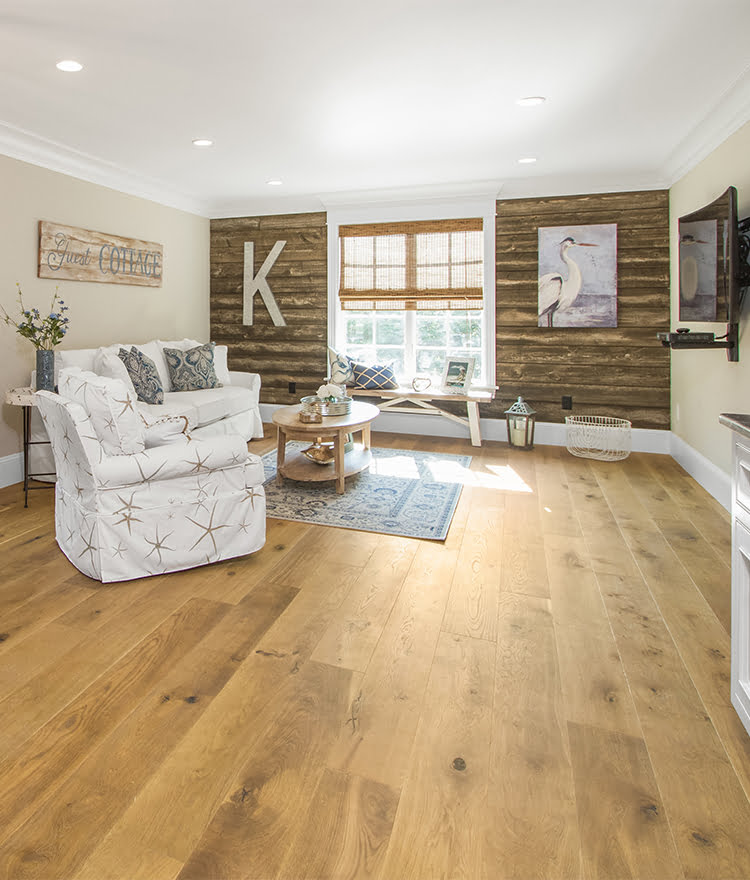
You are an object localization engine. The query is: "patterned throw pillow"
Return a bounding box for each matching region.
[351,362,399,390]
[163,342,221,392]
[58,368,145,456]
[118,347,165,405]
[327,347,354,385]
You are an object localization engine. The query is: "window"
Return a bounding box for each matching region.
[335,217,489,386]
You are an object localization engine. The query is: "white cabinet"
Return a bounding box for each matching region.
[731,436,750,736]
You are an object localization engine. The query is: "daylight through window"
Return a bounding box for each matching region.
[336,218,486,385]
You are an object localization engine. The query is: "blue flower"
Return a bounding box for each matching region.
[49,312,58,319]
[23,310,30,317]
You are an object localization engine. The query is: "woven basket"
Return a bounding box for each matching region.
[565,415,632,462]
[300,395,353,416]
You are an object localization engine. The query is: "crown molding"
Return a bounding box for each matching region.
[0,120,209,216]
[662,65,750,185]
[318,179,504,208]
[497,172,669,200]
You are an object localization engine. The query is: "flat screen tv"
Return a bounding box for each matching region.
[678,185,740,323]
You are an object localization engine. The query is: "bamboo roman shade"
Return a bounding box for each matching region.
[338,217,483,310]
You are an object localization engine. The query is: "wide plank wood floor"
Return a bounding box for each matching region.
[0,429,748,880]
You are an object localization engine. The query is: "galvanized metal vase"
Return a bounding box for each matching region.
[36,349,55,392]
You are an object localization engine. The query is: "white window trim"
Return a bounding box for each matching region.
[326,194,497,387]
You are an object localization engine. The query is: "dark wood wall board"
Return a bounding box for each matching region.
[495,190,671,430]
[210,213,329,405]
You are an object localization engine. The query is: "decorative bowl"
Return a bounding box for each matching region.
[299,409,322,424]
[300,395,353,416]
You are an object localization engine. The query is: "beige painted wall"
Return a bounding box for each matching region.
[670,120,750,475]
[0,154,209,461]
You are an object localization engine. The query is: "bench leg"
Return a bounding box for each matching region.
[467,402,481,447]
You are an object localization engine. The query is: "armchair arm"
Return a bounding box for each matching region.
[227,371,261,394]
[93,435,249,489]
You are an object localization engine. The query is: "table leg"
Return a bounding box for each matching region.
[362,423,371,451]
[467,401,481,447]
[276,426,286,486]
[334,430,345,494]
[23,405,30,508]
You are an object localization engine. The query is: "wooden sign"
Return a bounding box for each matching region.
[38,221,163,287]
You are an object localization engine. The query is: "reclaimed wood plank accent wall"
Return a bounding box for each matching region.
[210,213,328,404]
[494,190,670,429]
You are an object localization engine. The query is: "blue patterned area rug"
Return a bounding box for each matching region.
[261,444,471,541]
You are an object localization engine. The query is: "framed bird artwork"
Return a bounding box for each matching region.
[537,223,618,327]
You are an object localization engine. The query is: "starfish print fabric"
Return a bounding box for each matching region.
[58,367,145,455]
[35,379,266,583]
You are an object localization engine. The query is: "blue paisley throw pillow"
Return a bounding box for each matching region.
[118,347,164,405]
[351,362,398,390]
[163,342,221,392]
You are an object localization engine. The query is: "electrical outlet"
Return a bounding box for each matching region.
[562,395,572,410]
[288,381,296,394]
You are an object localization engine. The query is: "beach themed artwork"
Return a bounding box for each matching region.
[538,223,618,328]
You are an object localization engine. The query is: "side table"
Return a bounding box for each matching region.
[5,387,55,507]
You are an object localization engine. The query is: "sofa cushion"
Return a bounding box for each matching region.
[213,344,231,386]
[94,347,135,395]
[58,348,98,373]
[118,347,165,405]
[58,368,145,456]
[163,342,221,392]
[136,396,198,427]
[162,386,254,427]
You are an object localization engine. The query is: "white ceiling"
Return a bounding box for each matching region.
[1,0,749,217]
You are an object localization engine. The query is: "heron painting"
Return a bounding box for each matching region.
[678,219,717,321]
[538,223,618,327]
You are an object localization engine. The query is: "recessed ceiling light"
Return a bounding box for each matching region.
[56,60,83,72]
[192,138,214,147]
[518,157,537,164]
[516,96,546,107]
[267,179,283,186]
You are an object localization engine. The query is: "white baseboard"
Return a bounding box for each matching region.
[259,404,671,454]
[670,432,731,511]
[0,452,23,489]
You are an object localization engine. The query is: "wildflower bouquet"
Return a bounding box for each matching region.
[1,285,70,350]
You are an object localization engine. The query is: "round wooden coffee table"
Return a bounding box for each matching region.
[272,401,379,494]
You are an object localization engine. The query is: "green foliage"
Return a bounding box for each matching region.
[1,285,70,350]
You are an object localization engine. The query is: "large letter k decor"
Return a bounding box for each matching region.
[243,240,287,326]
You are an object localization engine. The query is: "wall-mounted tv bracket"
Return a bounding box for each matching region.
[657,326,738,361]
[659,216,750,362]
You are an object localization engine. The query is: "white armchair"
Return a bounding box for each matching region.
[35,369,266,583]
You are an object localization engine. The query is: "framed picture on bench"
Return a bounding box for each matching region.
[442,356,475,393]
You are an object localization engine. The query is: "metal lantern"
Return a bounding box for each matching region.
[504,396,536,450]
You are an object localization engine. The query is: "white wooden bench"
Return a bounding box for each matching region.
[352,386,497,447]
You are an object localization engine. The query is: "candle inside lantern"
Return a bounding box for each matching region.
[509,416,527,446]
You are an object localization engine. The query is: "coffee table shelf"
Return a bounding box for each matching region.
[277,443,372,484]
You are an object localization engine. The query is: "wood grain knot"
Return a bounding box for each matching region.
[452,757,466,772]
[691,831,713,847]
[0,633,9,642]
[184,695,198,704]
[640,803,659,820]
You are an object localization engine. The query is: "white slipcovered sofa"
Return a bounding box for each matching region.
[30,339,263,479]
[56,339,263,440]
[36,367,266,582]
